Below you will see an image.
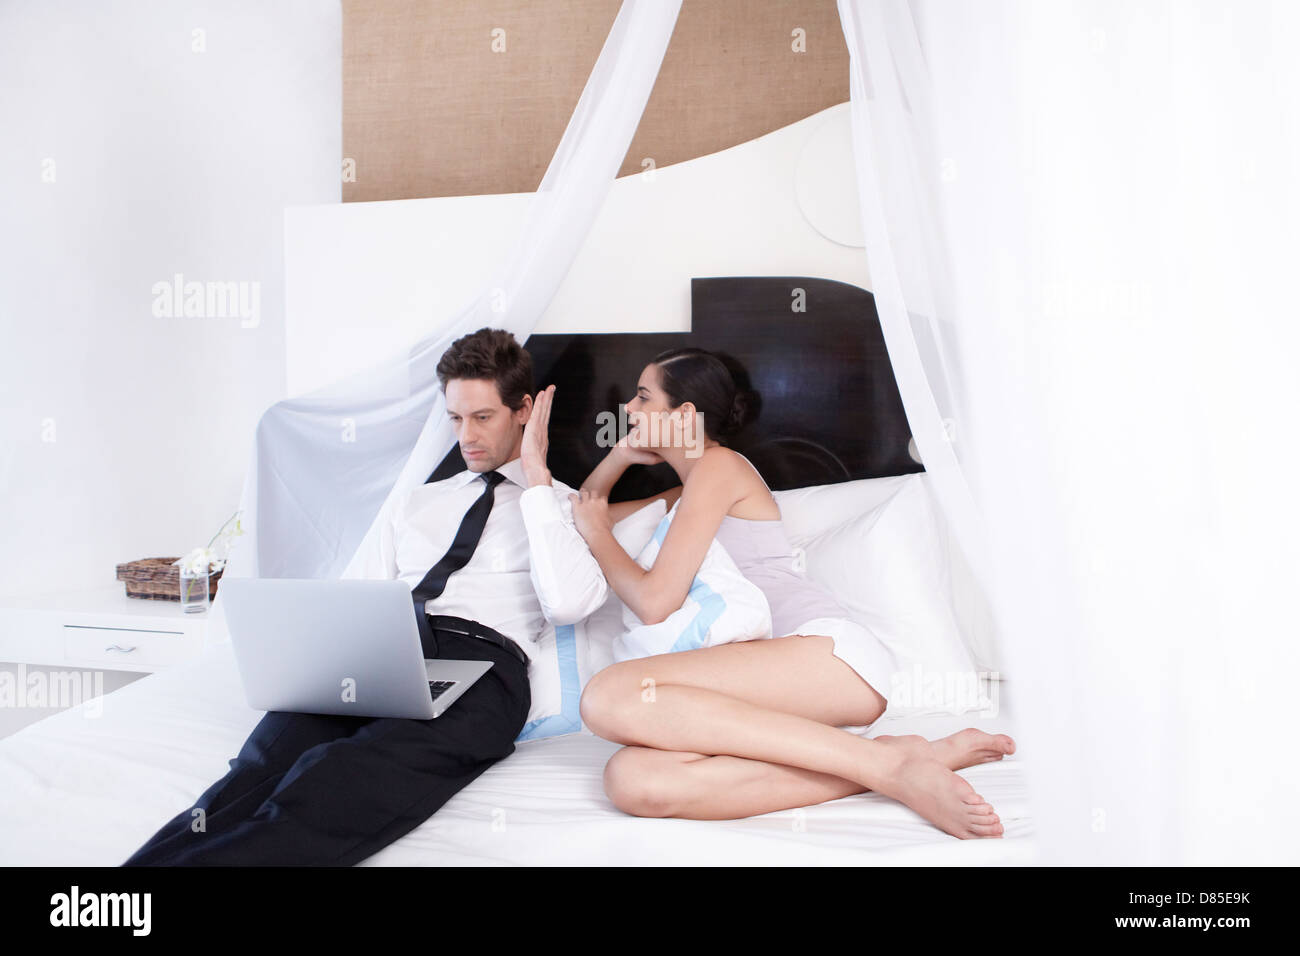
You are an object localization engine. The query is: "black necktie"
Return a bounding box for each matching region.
[412,470,506,654]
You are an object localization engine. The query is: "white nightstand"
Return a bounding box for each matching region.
[0,583,218,674]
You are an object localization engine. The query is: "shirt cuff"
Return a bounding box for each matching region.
[519,482,567,526]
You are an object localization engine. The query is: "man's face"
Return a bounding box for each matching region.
[445,378,531,473]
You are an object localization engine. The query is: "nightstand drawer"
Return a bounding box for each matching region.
[61,623,201,669]
[0,586,210,673]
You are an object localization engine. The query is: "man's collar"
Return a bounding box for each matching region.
[451,455,526,489]
[496,456,527,488]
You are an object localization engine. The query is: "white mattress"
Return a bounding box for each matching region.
[0,640,1035,865]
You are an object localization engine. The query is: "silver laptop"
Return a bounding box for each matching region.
[219,578,493,719]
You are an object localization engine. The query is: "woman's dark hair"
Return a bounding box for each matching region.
[650,347,761,443]
[436,327,534,411]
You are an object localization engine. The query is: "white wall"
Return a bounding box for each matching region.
[284,103,873,397]
[0,0,341,599]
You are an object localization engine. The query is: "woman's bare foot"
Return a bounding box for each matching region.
[871,751,1005,839]
[874,728,1016,772]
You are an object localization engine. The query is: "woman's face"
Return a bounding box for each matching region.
[624,361,696,452]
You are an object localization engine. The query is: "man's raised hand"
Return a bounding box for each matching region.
[521,384,555,487]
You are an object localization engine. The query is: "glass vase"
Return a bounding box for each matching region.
[179,568,210,613]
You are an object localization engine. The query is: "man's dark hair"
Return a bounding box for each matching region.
[436,327,534,411]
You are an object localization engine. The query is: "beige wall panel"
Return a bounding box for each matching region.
[343,0,848,201]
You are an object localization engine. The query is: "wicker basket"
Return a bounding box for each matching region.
[115,557,223,601]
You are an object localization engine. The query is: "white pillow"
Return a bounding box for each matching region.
[775,474,1002,677]
[515,620,585,741]
[517,498,667,742]
[611,498,671,562]
[774,474,915,541]
[779,474,992,716]
[615,503,772,662]
[581,499,667,674]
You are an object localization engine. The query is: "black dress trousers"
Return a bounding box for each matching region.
[121,625,530,866]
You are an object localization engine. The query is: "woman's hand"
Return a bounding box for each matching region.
[614,426,662,466]
[521,384,555,487]
[569,488,614,541]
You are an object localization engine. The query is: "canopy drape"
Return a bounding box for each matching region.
[221,0,1300,865]
[220,0,682,584]
[841,0,1300,865]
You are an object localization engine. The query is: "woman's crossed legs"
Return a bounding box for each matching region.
[580,633,1015,839]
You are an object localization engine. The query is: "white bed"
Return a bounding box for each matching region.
[0,635,1033,866]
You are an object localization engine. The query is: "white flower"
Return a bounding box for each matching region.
[174,547,214,575]
[176,510,245,576]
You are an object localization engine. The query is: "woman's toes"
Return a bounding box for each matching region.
[969,821,1005,837]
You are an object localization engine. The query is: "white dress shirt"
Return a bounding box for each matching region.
[341,455,608,665]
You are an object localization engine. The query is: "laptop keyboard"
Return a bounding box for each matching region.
[428,680,456,701]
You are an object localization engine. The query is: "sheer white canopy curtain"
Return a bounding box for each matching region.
[222,0,1298,866]
[221,0,682,584]
[843,0,1299,865]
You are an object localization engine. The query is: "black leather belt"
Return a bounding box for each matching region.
[426,614,528,667]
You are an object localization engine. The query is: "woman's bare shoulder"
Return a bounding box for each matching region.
[683,446,750,483]
[684,447,771,501]
[687,447,778,517]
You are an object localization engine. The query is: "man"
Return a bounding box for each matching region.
[123,327,606,866]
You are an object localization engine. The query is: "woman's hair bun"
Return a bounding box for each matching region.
[722,390,754,437]
[722,388,758,438]
[651,346,762,444]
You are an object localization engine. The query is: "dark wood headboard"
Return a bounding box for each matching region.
[429,276,923,501]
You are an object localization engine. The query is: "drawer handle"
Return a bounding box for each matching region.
[104,644,138,653]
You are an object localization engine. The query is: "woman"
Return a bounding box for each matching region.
[567,347,1015,839]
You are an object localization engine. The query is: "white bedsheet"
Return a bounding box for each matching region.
[0,641,1035,865]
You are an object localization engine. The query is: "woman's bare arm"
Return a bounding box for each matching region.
[573,450,738,624]
[608,484,683,523]
[579,445,628,497]
[582,441,682,523]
